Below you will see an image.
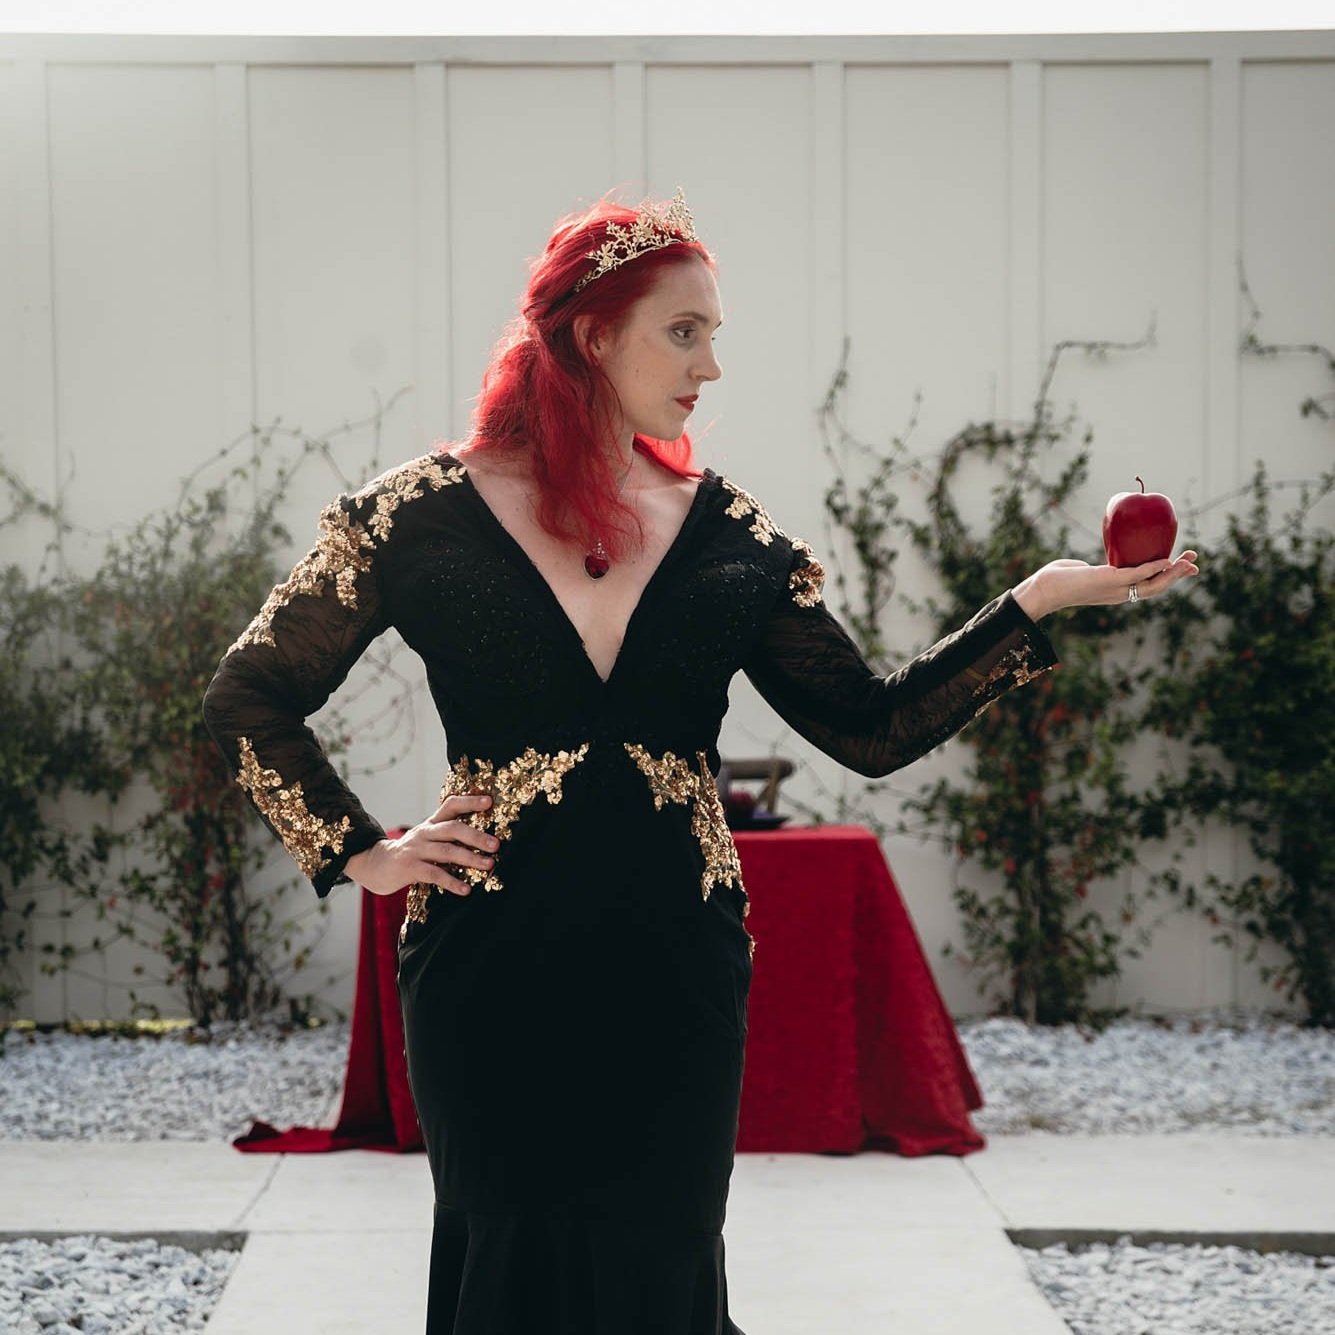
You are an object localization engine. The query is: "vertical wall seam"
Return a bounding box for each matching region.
[413,60,450,450]
[612,61,646,197]
[14,60,58,536]
[809,60,845,456]
[1206,55,1243,1005]
[213,63,254,492]
[1008,59,1042,426]
[14,56,64,1019]
[809,59,845,807]
[411,59,450,808]
[1207,56,1242,504]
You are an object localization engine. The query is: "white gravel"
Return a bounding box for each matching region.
[0,1234,239,1333]
[3,1010,1330,1144]
[1022,1237,1335,1335]
[0,1021,348,1142]
[959,1011,1335,1135]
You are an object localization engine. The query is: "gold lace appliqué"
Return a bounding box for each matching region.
[353,455,466,543]
[235,736,353,881]
[226,456,464,658]
[788,537,826,607]
[720,477,823,609]
[227,502,376,655]
[401,743,591,932]
[966,643,1056,722]
[623,743,744,902]
[720,477,780,546]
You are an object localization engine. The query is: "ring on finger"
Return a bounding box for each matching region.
[1127,583,1140,603]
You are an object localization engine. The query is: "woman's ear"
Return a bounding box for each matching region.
[573,314,602,364]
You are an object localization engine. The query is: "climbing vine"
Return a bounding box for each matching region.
[1141,281,1335,1024]
[803,290,1332,1025]
[805,331,1164,1024]
[0,401,415,1026]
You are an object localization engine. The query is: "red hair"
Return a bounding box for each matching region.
[444,189,717,563]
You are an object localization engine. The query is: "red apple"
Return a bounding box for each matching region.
[1103,476,1178,567]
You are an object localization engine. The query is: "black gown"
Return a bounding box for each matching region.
[202,446,1058,1335]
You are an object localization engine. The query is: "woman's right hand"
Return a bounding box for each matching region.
[344,793,499,897]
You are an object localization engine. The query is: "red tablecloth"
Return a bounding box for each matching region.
[733,825,983,1154]
[235,824,984,1157]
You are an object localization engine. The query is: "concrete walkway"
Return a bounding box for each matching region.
[1,1135,1331,1333]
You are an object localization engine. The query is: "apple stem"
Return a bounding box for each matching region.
[1135,476,1145,493]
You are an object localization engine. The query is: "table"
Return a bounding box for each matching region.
[234,825,984,1157]
[733,824,983,1155]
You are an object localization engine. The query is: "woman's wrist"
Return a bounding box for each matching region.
[345,840,386,884]
[1011,571,1055,622]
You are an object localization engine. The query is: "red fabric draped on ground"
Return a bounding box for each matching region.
[234,824,983,1157]
[234,829,424,1154]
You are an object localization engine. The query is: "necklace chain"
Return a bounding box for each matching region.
[584,444,636,578]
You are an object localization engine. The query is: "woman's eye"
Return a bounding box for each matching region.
[673,327,694,340]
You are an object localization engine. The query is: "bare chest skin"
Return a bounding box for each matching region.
[456,447,700,684]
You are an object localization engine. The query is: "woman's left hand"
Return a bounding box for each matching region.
[1012,550,1199,621]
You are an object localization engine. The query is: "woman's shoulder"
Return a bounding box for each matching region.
[336,448,469,545]
[709,469,826,609]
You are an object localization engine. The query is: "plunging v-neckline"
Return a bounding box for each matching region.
[447,451,716,690]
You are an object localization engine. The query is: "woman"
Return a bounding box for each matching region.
[202,187,1197,1334]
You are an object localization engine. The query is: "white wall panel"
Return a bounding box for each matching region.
[446,64,615,442]
[0,59,60,585]
[646,65,812,485]
[246,67,424,1019]
[45,65,220,566]
[0,63,24,511]
[1043,63,1210,518]
[842,64,1013,1010]
[1040,63,1220,1018]
[1240,60,1335,492]
[31,66,223,1019]
[249,65,418,520]
[845,63,1011,466]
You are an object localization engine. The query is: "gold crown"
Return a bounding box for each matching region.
[572,186,699,293]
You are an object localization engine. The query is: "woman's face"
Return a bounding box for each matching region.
[579,256,724,447]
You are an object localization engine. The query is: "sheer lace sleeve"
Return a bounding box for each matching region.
[741,538,1059,779]
[202,492,390,897]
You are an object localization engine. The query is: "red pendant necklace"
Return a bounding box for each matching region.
[583,544,612,579]
[583,445,636,579]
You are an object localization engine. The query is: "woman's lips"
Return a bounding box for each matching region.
[675,397,696,410]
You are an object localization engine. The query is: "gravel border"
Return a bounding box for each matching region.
[1,1011,1331,1142]
[0,1233,240,1333]
[959,1011,1335,1135]
[0,1021,347,1142]
[1022,1237,1335,1335]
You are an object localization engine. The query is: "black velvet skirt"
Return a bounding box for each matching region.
[396,789,752,1335]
